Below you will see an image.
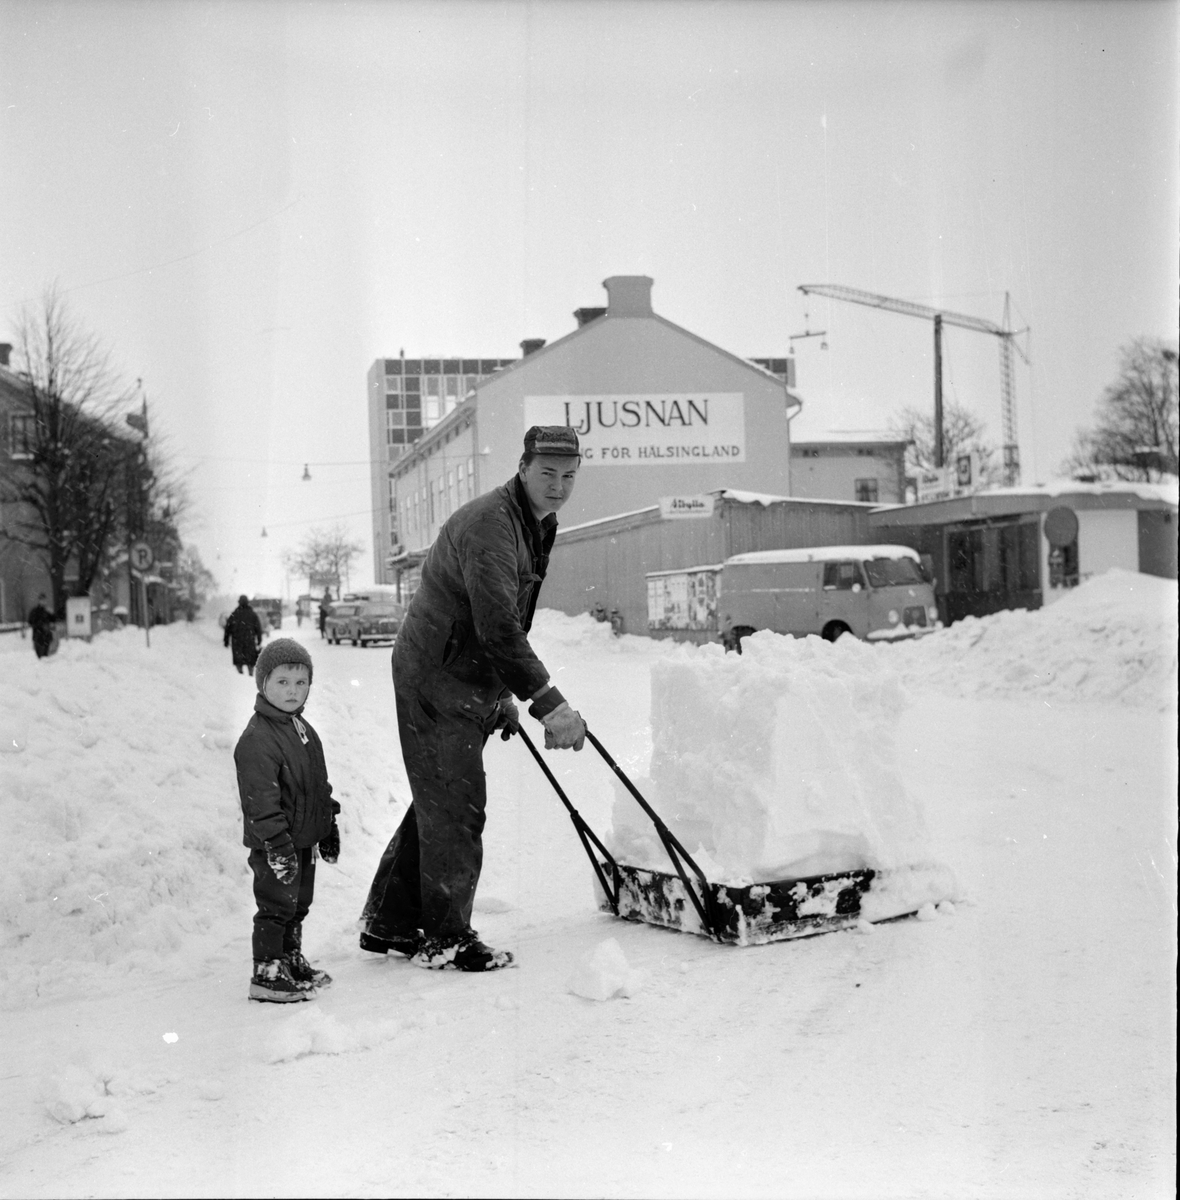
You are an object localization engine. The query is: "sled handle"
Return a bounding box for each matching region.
[583,729,721,940]
[516,726,621,915]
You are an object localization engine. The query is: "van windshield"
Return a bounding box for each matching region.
[863,557,925,587]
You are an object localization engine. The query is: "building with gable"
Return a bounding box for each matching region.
[368,276,801,590]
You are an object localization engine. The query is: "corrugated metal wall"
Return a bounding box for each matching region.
[543,498,873,636]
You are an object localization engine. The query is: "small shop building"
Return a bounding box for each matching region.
[867,481,1178,623]
[543,489,877,637]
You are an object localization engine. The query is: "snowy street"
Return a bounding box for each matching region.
[0,574,1175,1198]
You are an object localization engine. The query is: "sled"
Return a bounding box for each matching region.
[517,726,953,946]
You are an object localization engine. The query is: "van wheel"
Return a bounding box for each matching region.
[723,625,757,654]
[822,621,851,642]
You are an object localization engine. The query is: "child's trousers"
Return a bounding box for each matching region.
[248,847,316,961]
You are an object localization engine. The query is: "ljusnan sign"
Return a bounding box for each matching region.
[523,394,746,466]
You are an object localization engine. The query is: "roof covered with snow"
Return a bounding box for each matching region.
[725,544,921,566]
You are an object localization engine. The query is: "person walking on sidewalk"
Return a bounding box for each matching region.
[360,426,587,973]
[27,594,56,659]
[223,595,263,675]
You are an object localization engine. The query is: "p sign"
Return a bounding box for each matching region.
[130,541,154,572]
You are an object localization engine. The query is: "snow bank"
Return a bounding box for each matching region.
[609,632,945,884]
[0,627,249,1008]
[893,569,1178,710]
[0,622,410,1010]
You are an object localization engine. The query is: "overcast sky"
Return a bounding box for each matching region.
[2,0,1176,597]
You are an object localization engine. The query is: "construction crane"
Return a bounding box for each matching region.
[797,283,1029,485]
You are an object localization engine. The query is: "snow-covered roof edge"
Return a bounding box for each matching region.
[726,544,921,566]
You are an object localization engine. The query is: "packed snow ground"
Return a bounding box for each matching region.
[0,569,1175,1198]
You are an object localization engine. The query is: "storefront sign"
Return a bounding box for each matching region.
[659,495,716,519]
[917,468,954,502]
[523,394,745,466]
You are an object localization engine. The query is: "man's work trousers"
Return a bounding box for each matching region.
[362,677,496,943]
[248,846,316,961]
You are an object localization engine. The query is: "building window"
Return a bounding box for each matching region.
[856,447,875,457]
[8,414,35,459]
[385,376,402,394]
[855,478,879,503]
[799,447,820,458]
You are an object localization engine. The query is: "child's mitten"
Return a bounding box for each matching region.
[319,821,340,864]
[265,839,298,884]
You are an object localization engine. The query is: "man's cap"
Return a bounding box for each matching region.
[523,425,580,457]
[238,594,249,605]
[256,638,314,694]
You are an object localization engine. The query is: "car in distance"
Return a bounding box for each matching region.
[325,601,405,645]
[324,602,361,644]
[342,600,405,646]
[251,595,284,631]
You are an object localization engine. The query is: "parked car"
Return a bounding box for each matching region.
[340,600,405,646]
[324,602,362,644]
[325,601,405,645]
[251,595,284,631]
[647,544,941,650]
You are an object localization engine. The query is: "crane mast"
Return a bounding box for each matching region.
[797,283,1027,486]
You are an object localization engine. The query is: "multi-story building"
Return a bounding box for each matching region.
[366,355,517,581]
[366,283,801,586]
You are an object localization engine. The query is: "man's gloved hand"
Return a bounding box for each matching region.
[495,698,521,741]
[318,820,340,864]
[541,701,587,751]
[265,840,298,884]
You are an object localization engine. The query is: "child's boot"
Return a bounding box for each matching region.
[248,957,318,1003]
[284,949,333,988]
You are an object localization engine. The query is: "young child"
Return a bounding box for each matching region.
[234,638,341,1003]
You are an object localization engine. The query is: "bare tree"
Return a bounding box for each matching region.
[888,401,999,484]
[0,287,137,613]
[282,523,365,594]
[1062,338,1178,482]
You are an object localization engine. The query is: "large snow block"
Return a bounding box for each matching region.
[609,631,949,886]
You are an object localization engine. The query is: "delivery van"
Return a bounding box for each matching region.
[646,544,940,649]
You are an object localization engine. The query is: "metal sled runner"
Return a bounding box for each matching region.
[516,726,940,947]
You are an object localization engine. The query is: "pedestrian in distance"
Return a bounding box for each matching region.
[359,425,587,973]
[223,594,263,675]
[27,594,56,659]
[234,638,342,1003]
[318,589,333,640]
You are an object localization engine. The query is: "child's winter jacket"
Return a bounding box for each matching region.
[234,695,338,852]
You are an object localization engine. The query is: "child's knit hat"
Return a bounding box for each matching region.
[256,638,314,693]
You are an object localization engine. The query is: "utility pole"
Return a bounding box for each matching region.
[797,284,1029,483]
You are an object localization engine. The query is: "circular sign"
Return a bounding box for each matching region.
[130,541,154,571]
[1043,506,1079,547]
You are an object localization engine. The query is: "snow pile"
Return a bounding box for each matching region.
[609,632,946,885]
[893,569,1178,709]
[262,1007,407,1063]
[0,628,250,1008]
[565,937,645,1001]
[0,621,411,1010]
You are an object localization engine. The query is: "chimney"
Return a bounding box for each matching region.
[0,343,11,368]
[573,307,606,328]
[602,276,653,317]
[520,338,546,357]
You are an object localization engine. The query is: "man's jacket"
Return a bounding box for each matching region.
[234,695,339,850]
[395,476,556,708]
